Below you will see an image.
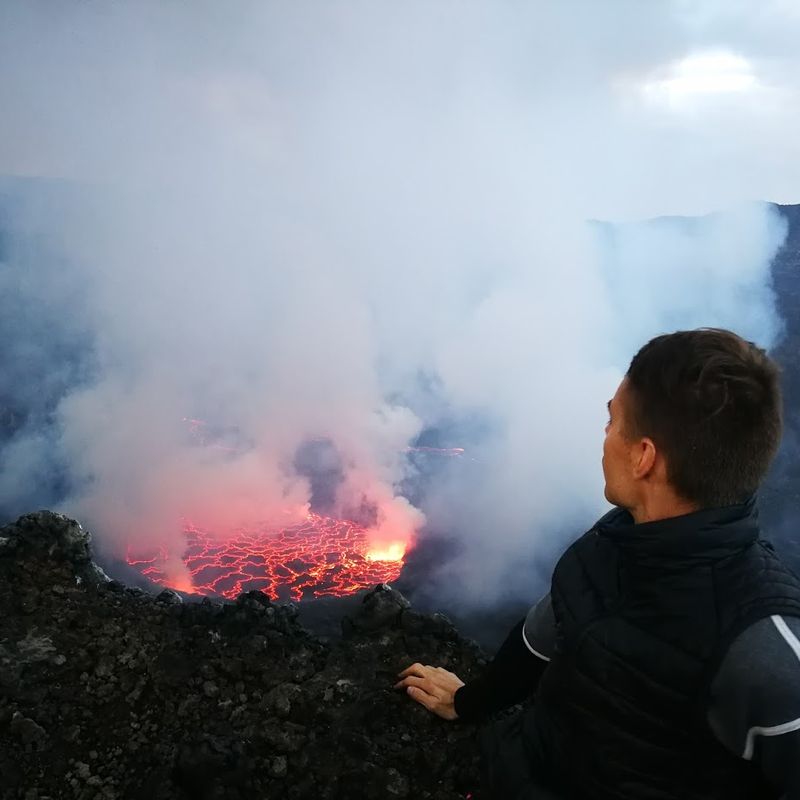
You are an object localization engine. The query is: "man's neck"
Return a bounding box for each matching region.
[630,493,699,525]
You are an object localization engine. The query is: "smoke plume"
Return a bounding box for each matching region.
[0,1,797,607]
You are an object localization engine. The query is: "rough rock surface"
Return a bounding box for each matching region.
[0,512,485,799]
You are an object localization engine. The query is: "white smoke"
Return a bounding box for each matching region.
[0,1,796,605]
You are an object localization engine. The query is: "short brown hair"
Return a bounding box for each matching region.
[625,328,782,508]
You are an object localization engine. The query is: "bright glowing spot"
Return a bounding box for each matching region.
[366,542,406,562]
[642,51,758,107]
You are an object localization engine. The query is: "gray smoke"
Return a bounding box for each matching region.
[0,1,796,605]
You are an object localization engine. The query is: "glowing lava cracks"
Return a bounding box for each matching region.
[126,512,408,601]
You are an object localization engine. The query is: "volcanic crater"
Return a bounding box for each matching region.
[0,511,486,799]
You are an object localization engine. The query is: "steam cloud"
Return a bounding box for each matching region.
[0,2,797,606]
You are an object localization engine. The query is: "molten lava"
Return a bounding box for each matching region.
[126,512,408,601]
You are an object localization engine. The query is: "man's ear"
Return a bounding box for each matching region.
[631,438,657,479]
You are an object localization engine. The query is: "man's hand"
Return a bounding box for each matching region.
[394,662,465,720]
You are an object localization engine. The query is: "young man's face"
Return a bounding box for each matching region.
[602,378,637,509]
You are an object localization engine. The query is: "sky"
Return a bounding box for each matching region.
[0,1,798,607]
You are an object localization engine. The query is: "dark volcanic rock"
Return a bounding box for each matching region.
[0,512,484,799]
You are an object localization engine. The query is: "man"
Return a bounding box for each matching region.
[396,328,800,799]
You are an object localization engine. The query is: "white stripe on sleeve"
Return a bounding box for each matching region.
[772,615,800,663]
[521,624,551,662]
[742,717,800,761]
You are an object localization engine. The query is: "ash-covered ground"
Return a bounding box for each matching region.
[0,512,485,800]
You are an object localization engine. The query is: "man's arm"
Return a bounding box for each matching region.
[453,616,549,721]
[709,615,800,799]
[396,593,556,721]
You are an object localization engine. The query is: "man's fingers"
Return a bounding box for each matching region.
[395,675,441,698]
[406,685,438,712]
[394,664,460,721]
[397,662,428,679]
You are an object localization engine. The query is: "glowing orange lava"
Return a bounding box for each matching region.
[126,512,408,601]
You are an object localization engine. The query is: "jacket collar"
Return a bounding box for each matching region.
[595,497,760,560]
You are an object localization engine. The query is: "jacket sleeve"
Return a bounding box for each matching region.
[708,615,800,799]
[454,594,554,722]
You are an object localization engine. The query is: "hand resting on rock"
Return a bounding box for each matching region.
[394,662,464,721]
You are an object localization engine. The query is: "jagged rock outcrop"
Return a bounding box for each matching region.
[0,512,484,800]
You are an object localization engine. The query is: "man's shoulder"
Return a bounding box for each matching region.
[717,614,800,691]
